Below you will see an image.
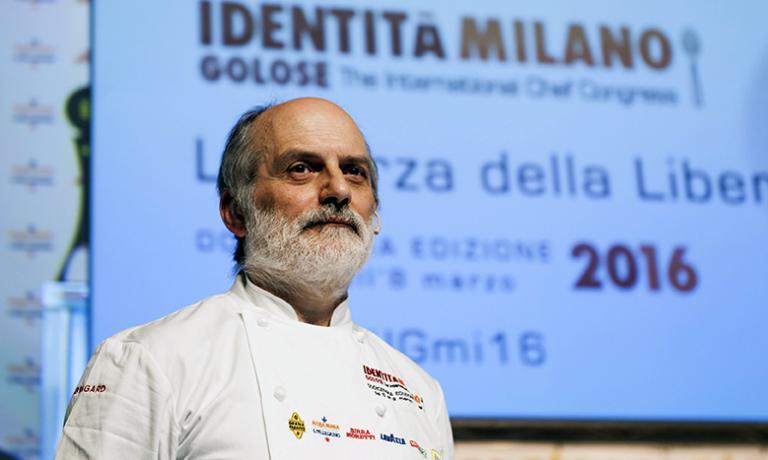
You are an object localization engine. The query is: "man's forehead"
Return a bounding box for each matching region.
[251,98,367,158]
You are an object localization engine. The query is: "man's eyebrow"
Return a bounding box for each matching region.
[272,150,372,171]
[270,150,321,171]
[339,155,371,168]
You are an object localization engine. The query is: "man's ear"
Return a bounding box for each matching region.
[220,189,247,238]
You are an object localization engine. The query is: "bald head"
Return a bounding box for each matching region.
[250,98,369,172]
[256,98,363,137]
[217,98,379,268]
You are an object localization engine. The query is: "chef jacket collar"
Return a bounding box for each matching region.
[234,272,353,328]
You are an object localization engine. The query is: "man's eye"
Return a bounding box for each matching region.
[288,163,311,174]
[345,165,367,177]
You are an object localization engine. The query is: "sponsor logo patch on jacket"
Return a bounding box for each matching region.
[73,384,107,395]
[288,412,306,439]
[345,427,375,440]
[410,439,428,457]
[362,364,424,410]
[311,416,340,442]
[380,432,406,445]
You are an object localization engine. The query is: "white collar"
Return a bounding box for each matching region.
[233,272,353,328]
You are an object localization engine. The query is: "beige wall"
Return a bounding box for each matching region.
[456,442,768,460]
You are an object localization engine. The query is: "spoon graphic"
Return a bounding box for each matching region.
[682,29,703,107]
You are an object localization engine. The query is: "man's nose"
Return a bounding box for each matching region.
[319,167,351,209]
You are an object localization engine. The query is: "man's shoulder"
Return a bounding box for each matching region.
[105,289,243,362]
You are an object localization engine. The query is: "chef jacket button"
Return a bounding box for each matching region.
[375,404,387,417]
[353,329,366,343]
[257,317,269,327]
[273,386,286,402]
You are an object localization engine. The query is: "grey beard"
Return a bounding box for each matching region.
[241,203,374,298]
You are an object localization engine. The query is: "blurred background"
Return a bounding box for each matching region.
[2,1,767,459]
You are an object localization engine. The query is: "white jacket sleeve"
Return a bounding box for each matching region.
[54,339,179,459]
[435,380,455,460]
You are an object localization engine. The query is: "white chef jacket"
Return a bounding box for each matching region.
[55,274,454,459]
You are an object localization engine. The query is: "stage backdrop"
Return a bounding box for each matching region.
[92,0,768,421]
[2,2,89,458]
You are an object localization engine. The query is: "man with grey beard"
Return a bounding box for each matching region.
[55,98,454,459]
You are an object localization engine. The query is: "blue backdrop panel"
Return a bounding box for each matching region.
[93,0,768,421]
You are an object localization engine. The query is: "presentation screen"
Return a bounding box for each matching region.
[92,0,768,421]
